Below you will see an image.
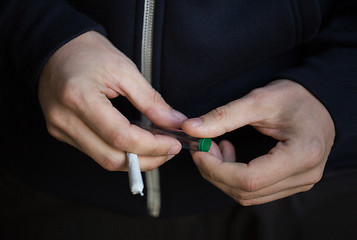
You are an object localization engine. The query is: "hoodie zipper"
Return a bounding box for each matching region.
[141,0,155,85]
[141,0,161,217]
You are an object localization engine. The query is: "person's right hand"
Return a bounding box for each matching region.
[38,31,187,171]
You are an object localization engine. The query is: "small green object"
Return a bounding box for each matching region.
[197,138,212,152]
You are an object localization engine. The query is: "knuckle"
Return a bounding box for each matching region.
[239,191,253,200]
[46,108,63,126]
[44,109,72,143]
[59,82,83,109]
[46,123,61,139]
[111,68,126,87]
[110,131,130,149]
[45,109,68,135]
[246,87,278,118]
[241,175,262,192]
[143,90,165,118]
[198,168,213,182]
[248,87,269,104]
[118,56,138,72]
[206,168,221,183]
[309,169,324,184]
[210,106,229,123]
[301,184,314,193]
[303,140,325,169]
[151,90,164,105]
[199,171,209,181]
[101,154,125,171]
[201,170,213,182]
[232,189,251,201]
[237,198,254,206]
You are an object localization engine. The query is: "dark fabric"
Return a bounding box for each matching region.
[0,0,106,93]
[1,167,357,240]
[276,0,357,171]
[1,0,357,218]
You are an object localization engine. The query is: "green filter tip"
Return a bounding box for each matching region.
[197,138,212,152]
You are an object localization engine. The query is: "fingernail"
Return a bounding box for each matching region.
[168,145,181,155]
[187,118,202,127]
[172,109,187,122]
[166,155,176,161]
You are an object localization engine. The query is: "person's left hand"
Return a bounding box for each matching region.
[182,80,335,206]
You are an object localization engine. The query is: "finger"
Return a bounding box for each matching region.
[192,151,247,189]
[47,108,175,172]
[66,91,182,156]
[193,154,316,205]
[193,139,322,192]
[206,172,314,206]
[47,124,83,153]
[219,140,236,162]
[47,108,128,170]
[209,164,323,202]
[239,168,322,201]
[115,67,187,128]
[181,93,259,138]
[232,184,314,206]
[193,143,283,192]
[137,154,174,172]
[208,141,223,160]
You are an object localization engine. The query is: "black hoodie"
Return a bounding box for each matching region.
[0,0,356,217]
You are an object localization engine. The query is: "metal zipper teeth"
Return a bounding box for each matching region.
[141,0,155,84]
[141,0,161,218]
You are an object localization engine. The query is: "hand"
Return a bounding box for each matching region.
[38,31,187,171]
[182,80,335,206]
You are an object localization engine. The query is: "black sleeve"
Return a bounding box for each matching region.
[0,0,106,93]
[276,0,357,155]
